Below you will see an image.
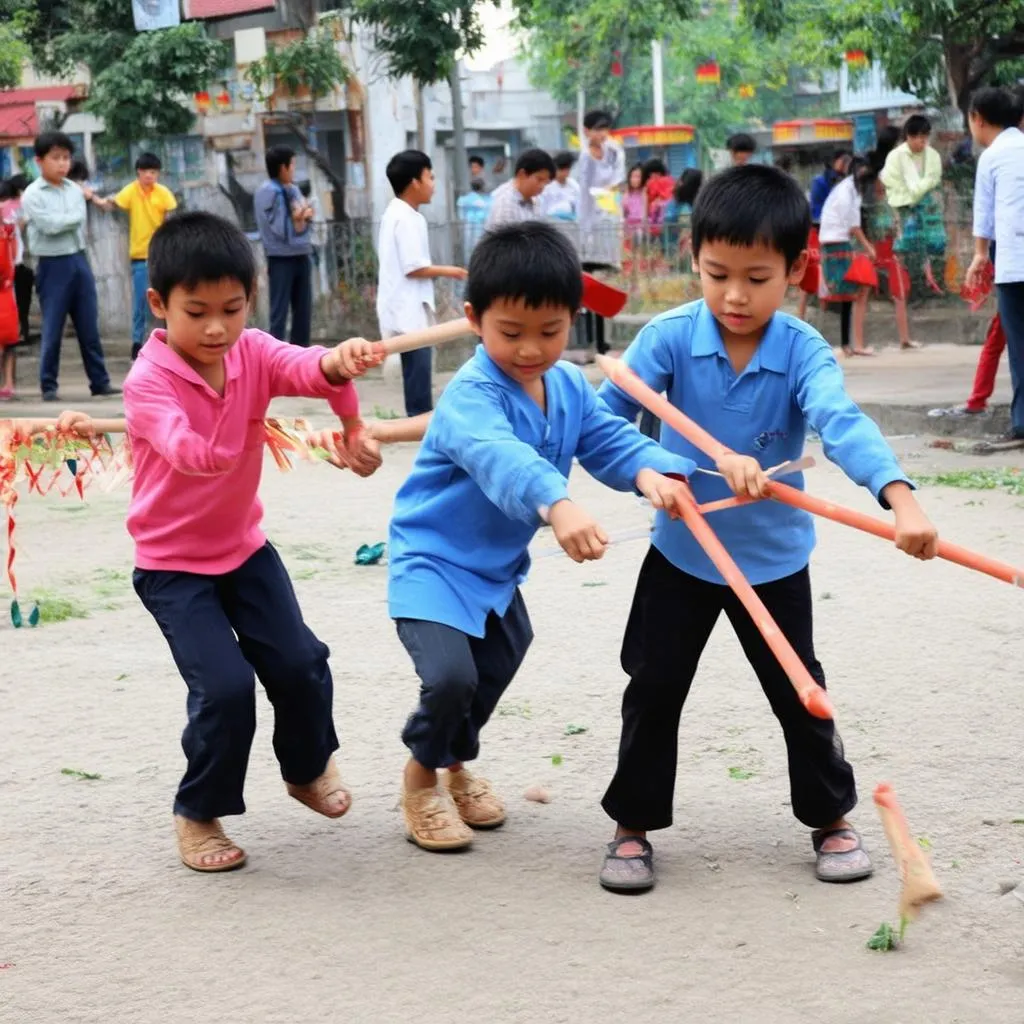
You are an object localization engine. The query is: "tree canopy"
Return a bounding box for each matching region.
[742,0,1024,118]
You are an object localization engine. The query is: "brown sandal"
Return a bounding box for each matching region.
[444,770,506,829]
[174,815,247,873]
[402,786,473,851]
[286,757,352,819]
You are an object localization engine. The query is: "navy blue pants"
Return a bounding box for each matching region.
[397,591,533,769]
[997,282,1024,436]
[268,254,312,347]
[35,252,110,398]
[400,347,434,417]
[133,543,337,820]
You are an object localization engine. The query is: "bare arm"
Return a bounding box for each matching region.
[407,265,468,280]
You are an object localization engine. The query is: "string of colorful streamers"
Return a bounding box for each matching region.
[1,418,333,628]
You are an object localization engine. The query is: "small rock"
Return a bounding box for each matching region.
[997,880,1021,896]
[524,784,551,804]
[982,818,998,826]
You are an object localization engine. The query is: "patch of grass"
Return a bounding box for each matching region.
[497,701,532,719]
[917,835,933,851]
[48,504,88,514]
[372,405,401,420]
[1011,818,1024,825]
[581,581,608,588]
[549,753,563,766]
[292,567,320,581]
[727,766,756,781]
[915,468,1024,496]
[866,920,906,952]
[819,592,833,601]
[285,544,326,563]
[115,673,128,681]
[564,724,587,736]
[32,591,90,624]
[61,768,102,780]
[951,860,962,870]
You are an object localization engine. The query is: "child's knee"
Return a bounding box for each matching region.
[421,658,478,717]
[201,668,256,720]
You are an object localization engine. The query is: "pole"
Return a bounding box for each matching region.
[449,60,469,199]
[652,39,665,126]
[576,85,585,143]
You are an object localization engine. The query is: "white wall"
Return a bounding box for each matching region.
[840,62,920,114]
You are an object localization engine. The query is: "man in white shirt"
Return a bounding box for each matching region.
[485,149,555,228]
[377,151,467,416]
[965,87,1024,440]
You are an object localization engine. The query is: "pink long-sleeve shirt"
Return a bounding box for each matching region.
[124,328,359,575]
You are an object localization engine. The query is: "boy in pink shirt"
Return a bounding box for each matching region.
[65,211,381,873]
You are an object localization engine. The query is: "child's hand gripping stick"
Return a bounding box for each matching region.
[873,783,943,921]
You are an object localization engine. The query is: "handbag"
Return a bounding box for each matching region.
[844,252,878,288]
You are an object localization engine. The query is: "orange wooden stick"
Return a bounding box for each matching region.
[767,480,1024,588]
[675,482,834,720]
[873,783,942,920]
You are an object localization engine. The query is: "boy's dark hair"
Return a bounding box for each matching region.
[583,109,612,131]
[727,132,757,154]
[970,86,1023,130]
[265,145,295,180]
[135,151,162,172]
[34,130,74,159]
[553,150,576,171]
[641,157,668,182]
[674,168,703,206]
[67,160,90,182]
[469,154,485,168]
[148,210,256,303]
[514,148,556,177]
[904,114,931,137]
[386,150,432,195]
[466,221,582,318]
[691,164,810,270]
[829,147,852,167]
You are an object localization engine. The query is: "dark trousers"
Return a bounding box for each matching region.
[400,347,434,417]
[268,254,312,347]
[997,282,1024,435]
[602,547,856,831]
[133,543,337,820]
[14,263,33,343]
[35,252,110,397]
[397,590,533,769]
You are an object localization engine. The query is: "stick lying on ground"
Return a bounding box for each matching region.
[873,783,943,921]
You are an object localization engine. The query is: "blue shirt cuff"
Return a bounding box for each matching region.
[870,470,914,509]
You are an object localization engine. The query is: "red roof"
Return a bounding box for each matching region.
[0,104,37,139]
[0,85,85,106]
[184,0,277,17]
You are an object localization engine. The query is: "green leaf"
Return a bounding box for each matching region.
[564,724,588,735]
[549,753,563,766]
[61,767,102,780]
[728,766,756,780]
[866,921,899,951]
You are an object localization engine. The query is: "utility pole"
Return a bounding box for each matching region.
[449,60,469,198]
[652,39,665,126]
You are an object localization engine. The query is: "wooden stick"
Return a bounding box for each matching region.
[373,317,472,357]
[675,482,834,720]
[873,783,942,921]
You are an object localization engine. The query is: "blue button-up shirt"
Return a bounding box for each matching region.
[389,345,696,635]
[973,127,1024,285]
[598,300,911,586]
[253,180,312,258]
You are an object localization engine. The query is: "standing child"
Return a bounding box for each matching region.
[94,152,178,359]
[20,131,117,401]
[0,174,34,349]
[595,165,938,893]
[377,150,467,418]
[541,151,581,221]
[60,211,382,873]
[385,221,698,851]
[0,213,18,397]
[622,164,647,241]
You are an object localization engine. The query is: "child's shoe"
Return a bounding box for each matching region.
[444,769,506,829]
[174,815,247,873]
[402,785,473,851]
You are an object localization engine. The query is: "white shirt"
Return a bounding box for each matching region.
[376,198,435,334]
[973,126,1024,285]
[575,140,625,230]
[818,177,862,245]
[542,178,581,219]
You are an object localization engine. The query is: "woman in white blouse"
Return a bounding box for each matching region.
[819,156,876,355]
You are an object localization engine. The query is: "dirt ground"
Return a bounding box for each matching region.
[2,379,1023,1024]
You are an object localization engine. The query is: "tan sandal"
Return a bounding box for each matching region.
[174,815,247,873]
[445,770,506,829]
[402,786,473,851]
[286,757,352,819]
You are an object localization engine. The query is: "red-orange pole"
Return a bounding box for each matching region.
[675,483,834,720]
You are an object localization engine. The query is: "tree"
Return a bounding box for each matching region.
[0,22,28,89]
[245,21,352,192]
[1,0,226,147]
[344,0,496,197]
[743,0,1024,123]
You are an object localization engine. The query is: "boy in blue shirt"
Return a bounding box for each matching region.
[596,165,938,893]
[388,222,698,851]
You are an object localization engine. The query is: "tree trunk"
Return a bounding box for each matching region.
[414,81,426,150]
[449,61,469,199]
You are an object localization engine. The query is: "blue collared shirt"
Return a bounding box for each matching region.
[253,179,312,258]
[973,127,1024,285]
[389,346,697,635]
[598,300,911,586]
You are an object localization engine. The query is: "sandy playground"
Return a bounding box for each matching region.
[2,379,1024,1024]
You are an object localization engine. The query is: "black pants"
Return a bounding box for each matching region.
[997,281,1024,435]
[397,591,533,769]
[401,347,434,417]
[268,254,312,347]
[602,547,856,831]
[14,263,33,343]
[839,301,852,351]
[133,543,337,820]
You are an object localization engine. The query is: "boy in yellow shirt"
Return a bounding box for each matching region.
[96,153,177,358]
